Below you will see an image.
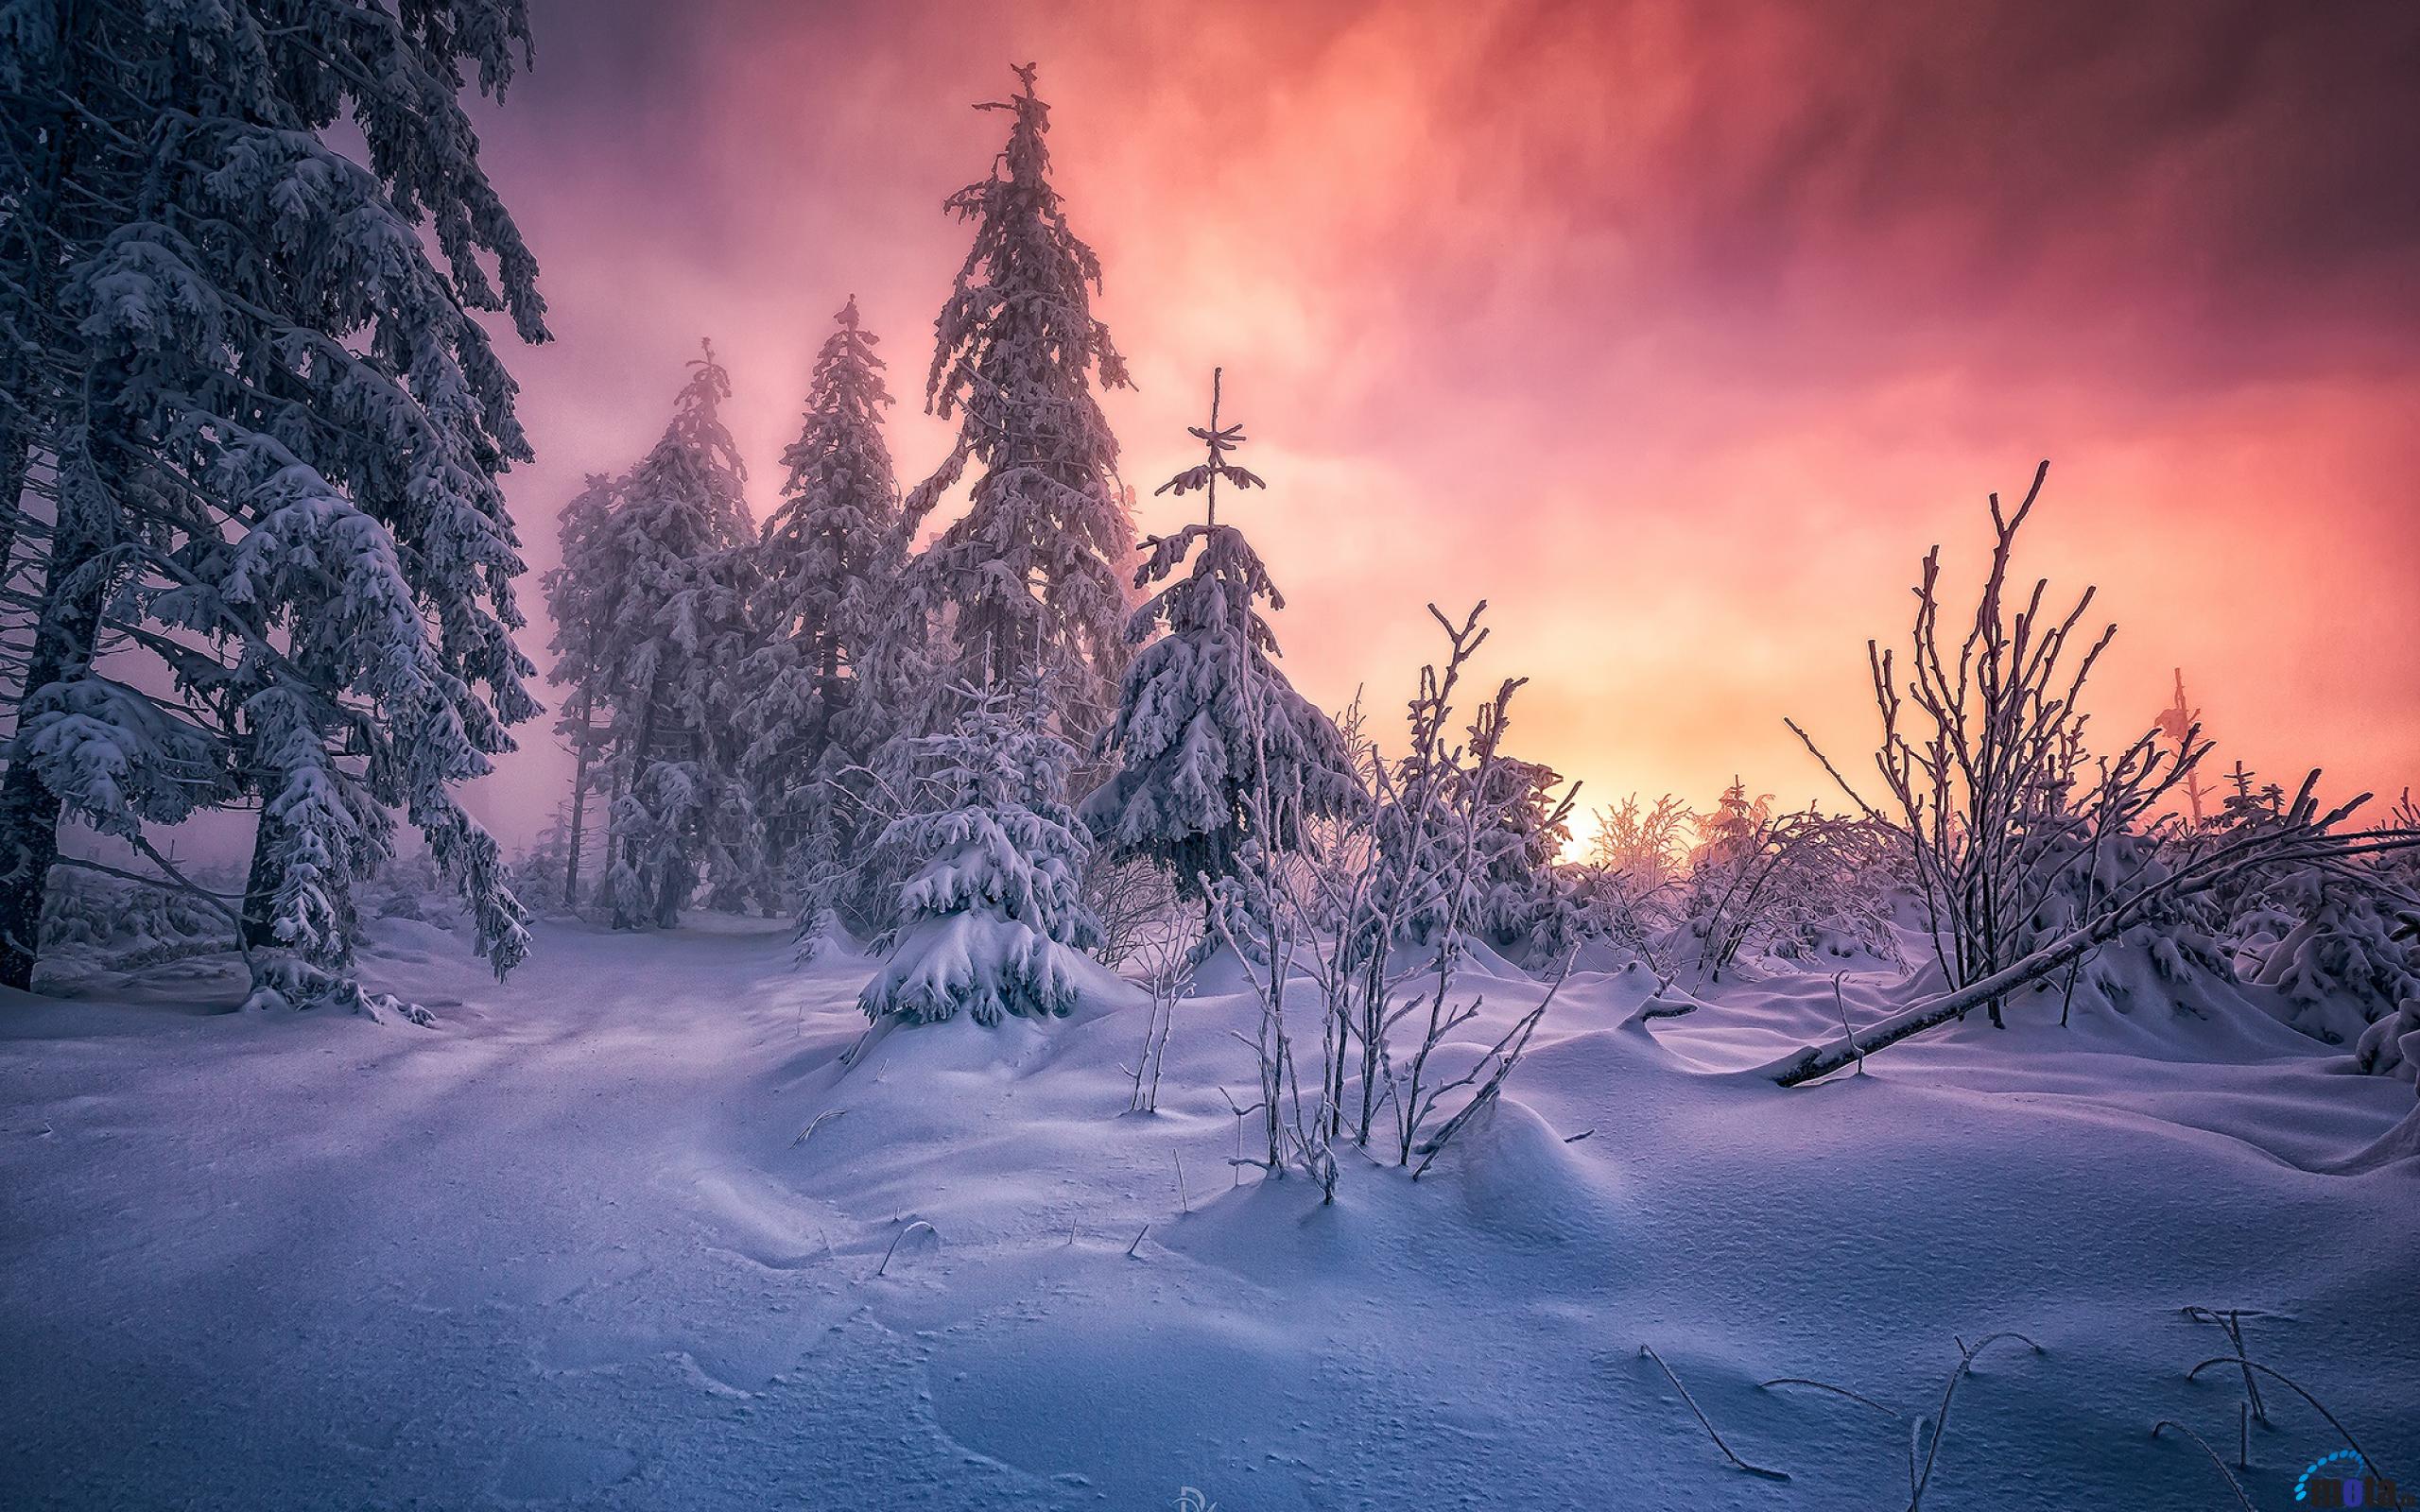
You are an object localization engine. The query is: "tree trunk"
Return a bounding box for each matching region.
[0,526,108,989]
[0,6,92,988]
[240,804,286,952]
[562,692,594,906]
[610,675,664,931]
[652,845,686,931]
[0,9,79,610]
[1754,905,2145,1086]
[0,417,33,598]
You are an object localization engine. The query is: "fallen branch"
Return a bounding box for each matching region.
[1755,797,2419,1085]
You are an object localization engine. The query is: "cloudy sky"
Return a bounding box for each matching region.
[463,0,2420,841]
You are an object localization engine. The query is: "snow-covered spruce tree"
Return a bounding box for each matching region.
[860,679,1103,1025]
[1080,371,1357,910]
[2240,865,2419,1045]
[744,297,904,912]
[2197,765,2417,1042]
[1,1,547,999]
[1370,674,1580,965]
[576,345,765,930]
[913,63,1134,746]
[540,472,620,906]
[2359,993,2420,1087]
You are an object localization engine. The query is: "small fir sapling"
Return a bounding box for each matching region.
[859,679,1104,1025]
[1080,369,1357,911]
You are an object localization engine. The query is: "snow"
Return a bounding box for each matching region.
[2,917,2415,1509]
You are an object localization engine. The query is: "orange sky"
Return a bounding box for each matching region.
[464,0,2420,843]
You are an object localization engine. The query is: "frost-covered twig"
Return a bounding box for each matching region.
[1760,1376,1915,1497]
[873,1220,936,1278]
[791,1108,847,1148]
[1830,972,1866,1076]
[2149,1421,2257,1511]
[2184,1358,2384,1480]
[1909,1332,2041,1509]
[1409,950,1576,1178]
[2181,1305,2274,1428]
[1638,1346,1789,1482]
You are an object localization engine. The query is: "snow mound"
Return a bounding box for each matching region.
[1434,1093,1625,1246]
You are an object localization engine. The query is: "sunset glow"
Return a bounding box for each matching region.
[11,9,2420,1505]
[469,0,2420,836]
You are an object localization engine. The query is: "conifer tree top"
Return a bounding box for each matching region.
[926,62,1131,436]
[773,299,896,514]
[913,61,1136,731]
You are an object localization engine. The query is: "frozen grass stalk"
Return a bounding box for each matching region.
[1638,1346,1789,1482]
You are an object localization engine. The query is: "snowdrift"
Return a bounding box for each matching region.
[1,916,2412,1510]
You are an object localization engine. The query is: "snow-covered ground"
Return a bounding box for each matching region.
[3,916,2414,1510]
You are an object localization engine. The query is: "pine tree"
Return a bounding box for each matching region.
[860,679,1103,1025]
[1080,371,1355,902]
[913,63,1134,745]
[745,297,904,903]
[552,344,763,929]
[1,2,547,998]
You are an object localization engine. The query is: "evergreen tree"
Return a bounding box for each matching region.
[1,1,547,998]
[551,344,762,929]
[540,472,619,905]
[1461,755,1582,958]
[2212,760,2285,834]
[745,297,903,904]
[1080,371,1355,901]
[860,680,1102,1025]
[2358,993,2420,1087]
[913,63,1134,745]
[1377,730,1577,956]
[2245,866,2420,1044]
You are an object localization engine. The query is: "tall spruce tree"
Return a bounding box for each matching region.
[1081,372,1356,901]
[745,297,904,904]
[914,62,1134,747]
[551,344,762,930]
[0,1,547,998]
[540,472,620,905]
